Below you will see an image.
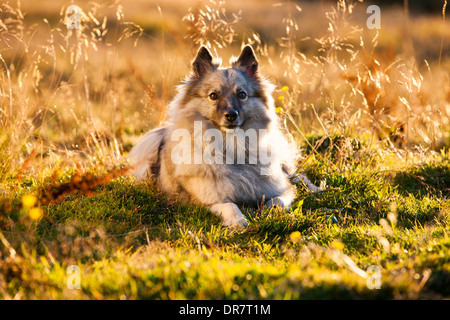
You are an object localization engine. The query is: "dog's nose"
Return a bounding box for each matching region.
[225,110,239,122]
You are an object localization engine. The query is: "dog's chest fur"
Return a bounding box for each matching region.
[158,123,292,206]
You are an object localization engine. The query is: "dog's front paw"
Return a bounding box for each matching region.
[292,173,322,192]
[210,203,248,228]
[224,215,249,228]
[265,196,291,210]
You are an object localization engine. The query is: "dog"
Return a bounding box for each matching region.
[129,45,318,228]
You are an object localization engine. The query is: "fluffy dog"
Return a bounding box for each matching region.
[130,45,316,228]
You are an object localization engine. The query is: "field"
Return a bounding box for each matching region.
[0,0,449,300]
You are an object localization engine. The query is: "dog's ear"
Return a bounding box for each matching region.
[192,46,214,77]
[233,45,258,78]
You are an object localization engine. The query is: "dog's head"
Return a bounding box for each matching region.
[181,45,273,131]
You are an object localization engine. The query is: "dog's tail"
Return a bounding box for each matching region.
[128,127,167,179]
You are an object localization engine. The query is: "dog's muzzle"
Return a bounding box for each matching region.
[225,109,239,123]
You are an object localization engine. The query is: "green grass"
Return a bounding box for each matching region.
[1,145,449,300]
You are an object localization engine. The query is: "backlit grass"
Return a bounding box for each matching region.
[1,145,449,299]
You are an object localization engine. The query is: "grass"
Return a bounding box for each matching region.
[1,144,449,299]
[1,0,449,300]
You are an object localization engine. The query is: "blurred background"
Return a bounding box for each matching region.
[0,0,449,178]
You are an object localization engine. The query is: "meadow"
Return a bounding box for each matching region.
[0,0,449,299]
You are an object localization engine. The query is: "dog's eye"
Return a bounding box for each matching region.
[209,92,218,100]
[238,92,247,100]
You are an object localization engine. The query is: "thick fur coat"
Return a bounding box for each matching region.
[129,45,310,228]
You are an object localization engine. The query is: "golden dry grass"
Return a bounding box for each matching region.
[0,0,449,182]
